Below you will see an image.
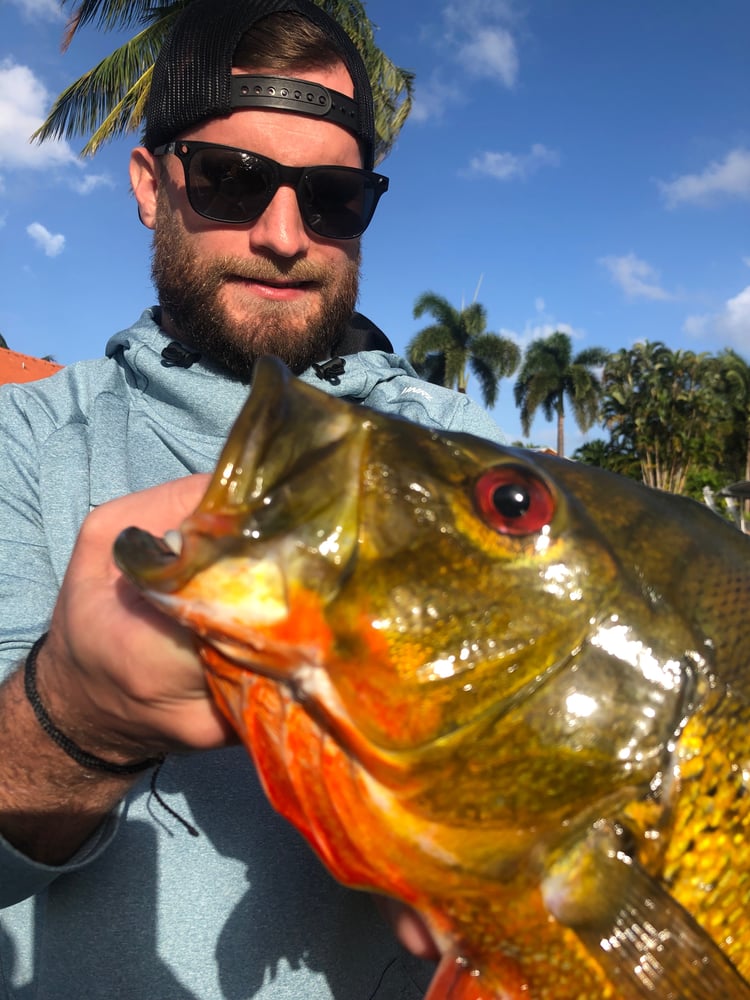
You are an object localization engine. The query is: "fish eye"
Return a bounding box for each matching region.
[474,465,555,536]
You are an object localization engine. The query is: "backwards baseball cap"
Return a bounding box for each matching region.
[144,0,376,169]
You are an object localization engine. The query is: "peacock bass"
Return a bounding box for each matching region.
[114,357,750,1000]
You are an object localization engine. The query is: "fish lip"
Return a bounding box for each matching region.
[114,526,186,589]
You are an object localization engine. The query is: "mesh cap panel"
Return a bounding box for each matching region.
[144,0,375,168]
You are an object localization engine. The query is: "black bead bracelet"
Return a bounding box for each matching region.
[23,632,163,776]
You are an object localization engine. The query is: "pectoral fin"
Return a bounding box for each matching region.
[576,863,750,1000]
[542,820,750,1000]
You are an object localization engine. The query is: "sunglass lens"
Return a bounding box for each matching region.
[302,168,376,239]
[188,149,273,223]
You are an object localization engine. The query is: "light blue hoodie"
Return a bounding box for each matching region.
[0,309,505,999]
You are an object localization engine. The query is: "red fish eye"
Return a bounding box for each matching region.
[474,466,555,536]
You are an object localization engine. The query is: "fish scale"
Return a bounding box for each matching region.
[115,357,750,1000]
[661,692,750,979]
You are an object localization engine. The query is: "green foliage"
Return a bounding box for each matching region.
[407,291,521,408]
[600,341,748,496]
[716,348,750,484]
[33,0,413,161]
[571,438,640,480]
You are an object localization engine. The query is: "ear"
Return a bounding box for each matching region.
[130,147,159,229]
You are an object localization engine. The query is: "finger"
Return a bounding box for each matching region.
[374,897,441,960]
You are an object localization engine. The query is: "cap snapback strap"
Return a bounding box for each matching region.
[230,75,360,134]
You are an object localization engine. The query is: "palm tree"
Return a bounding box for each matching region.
[32,0,414,162]
[513,331,608,457]
[406,291,521,408]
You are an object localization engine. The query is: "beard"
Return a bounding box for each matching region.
[150,190,361,379]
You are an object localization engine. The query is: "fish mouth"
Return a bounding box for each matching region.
[114,355,369,598]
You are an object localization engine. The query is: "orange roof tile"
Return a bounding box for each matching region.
[0,349,62,385]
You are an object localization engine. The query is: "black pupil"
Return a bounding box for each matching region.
[492,483,530,519]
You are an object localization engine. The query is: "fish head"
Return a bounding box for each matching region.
[116,359,617,758]
[118,358,700,787]
[116,357,700,839]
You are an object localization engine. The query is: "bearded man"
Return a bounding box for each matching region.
[0,1,503,997]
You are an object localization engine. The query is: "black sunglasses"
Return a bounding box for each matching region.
[153,140,389,240]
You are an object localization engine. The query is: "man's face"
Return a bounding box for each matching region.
[134,63,363,377]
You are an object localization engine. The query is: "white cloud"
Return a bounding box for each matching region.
[522,320,581,344]
[600,253,673,301]
[70,173,115,195]
[444,0,521,87]
[497,318,585,355]
[27,221,65,257]
[458,26,519,86]
[415,1,521,121]
[411,77,461,124]
[0,60,111,196]
[7,0,64,20]
[659,148,750,207]
[684,284,750,350]
[465,143,559,181]
[0,60,79,171]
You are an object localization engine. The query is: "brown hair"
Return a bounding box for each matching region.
[233,12,347,74]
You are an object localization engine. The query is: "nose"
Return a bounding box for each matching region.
[248,184,311,258]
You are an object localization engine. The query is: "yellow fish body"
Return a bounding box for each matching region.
[115,358,750,1000]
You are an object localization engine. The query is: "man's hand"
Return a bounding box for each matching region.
[0,475,237,867]
[38,474,237,763]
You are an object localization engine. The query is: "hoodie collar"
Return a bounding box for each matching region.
[105,308,400,439]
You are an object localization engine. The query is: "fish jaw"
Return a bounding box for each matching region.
[131,539,331,672]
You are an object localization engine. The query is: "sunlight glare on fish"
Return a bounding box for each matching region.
[418,656,458,681]
[565,692,598,719]
[590,621,683,691]
[542,562,583,601]
[535,524,551,554]
[318,526,343,558]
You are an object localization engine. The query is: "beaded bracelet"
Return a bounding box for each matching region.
[23,632,163,775]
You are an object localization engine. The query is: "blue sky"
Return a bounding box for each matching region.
[1,0,749,450]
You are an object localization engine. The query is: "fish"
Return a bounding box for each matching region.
[114,356,750,1000]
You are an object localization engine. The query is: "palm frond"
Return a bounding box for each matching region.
[468,356,500,407]
[407,326,456,365]
[33,22,169,148]
[62,0,172,46]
